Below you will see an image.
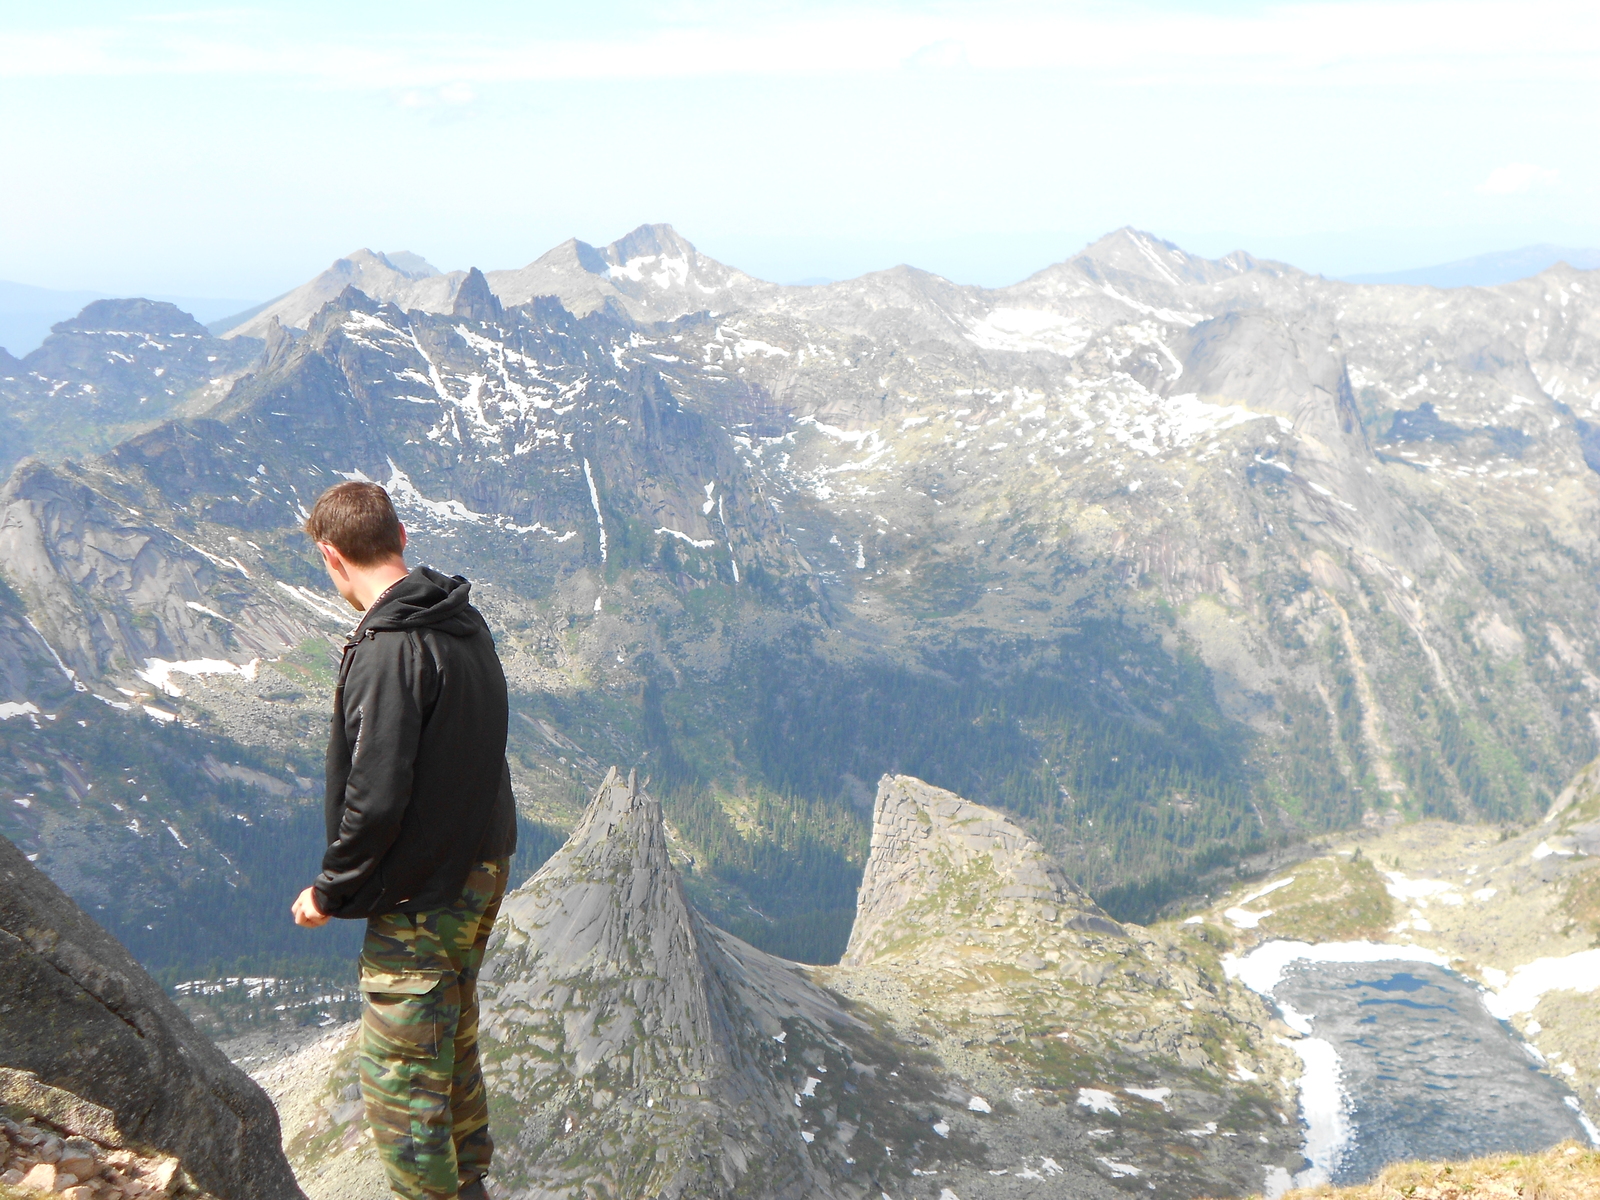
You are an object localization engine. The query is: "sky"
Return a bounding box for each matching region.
[0,0,1596,303]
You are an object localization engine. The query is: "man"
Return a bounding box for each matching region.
[291,481,517,1200]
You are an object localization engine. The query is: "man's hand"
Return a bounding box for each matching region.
[292,886,331,928]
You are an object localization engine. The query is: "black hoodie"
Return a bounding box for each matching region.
[313,567,516,919]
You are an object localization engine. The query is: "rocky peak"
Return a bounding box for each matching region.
[842,775,1122,969]
[1071,227,1295,289]
[47,299,208,341]
[378,249,439,279]
[487,223,772,322]
[0,297,260,475]
[258,314,296,373]
[450,267,501,322]
[221,249,465,339]
[479,767,870,1198]
[604,223,700,269]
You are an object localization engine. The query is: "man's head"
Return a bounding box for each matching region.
[304,482,409,610]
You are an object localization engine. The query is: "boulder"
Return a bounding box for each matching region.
[0,833,304,1199]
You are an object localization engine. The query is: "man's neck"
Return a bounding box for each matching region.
[350,561,411,612]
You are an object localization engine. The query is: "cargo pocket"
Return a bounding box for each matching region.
[360,969,448,1060]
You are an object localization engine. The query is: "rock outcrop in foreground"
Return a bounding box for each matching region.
[0,834,303,1200]
[1270,1140,1600,1200]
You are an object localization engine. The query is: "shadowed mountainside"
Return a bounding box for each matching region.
[3,226,1600,982]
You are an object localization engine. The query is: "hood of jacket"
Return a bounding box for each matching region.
[356,566,479,637]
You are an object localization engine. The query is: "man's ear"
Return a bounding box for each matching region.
[318,541,347,576]
[397,523,408,553]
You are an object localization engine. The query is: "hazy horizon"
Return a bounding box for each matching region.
[1,0,1594,301]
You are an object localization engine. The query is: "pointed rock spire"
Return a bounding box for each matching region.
[451,266,502,321]
[842,774,1122,969]
[480,768,860,1198]
[259,314,295,373]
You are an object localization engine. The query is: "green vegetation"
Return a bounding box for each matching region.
[1563,867,1600,944]
[642,620,1359,938]
[642,676,869,963]
[1267,1141,1600,1200]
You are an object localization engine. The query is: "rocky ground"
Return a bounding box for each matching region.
[1265,1140,1600,1200]
[0,1117,207,1200]
[0,835,302,1200]
[250,1026,388,1200]
[816,776,1305,1200]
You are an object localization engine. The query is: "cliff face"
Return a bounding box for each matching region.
[0,833,303,1200]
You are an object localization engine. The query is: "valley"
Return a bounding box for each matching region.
[3,225,1598,979]
[2,224,1600,1195]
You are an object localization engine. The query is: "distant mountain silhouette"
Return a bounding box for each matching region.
[1345,244,1600,288]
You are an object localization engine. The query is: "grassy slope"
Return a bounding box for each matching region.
[1260,1141,1600,1200]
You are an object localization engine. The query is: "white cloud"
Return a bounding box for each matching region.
[0,2,1594,88]
[1476,162,1561,194]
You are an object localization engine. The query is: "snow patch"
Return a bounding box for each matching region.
[656,527,716,549]
[1099,283,1204,326]
[341,461,485,524]
[1239,877,1297,906]
[1482,949,1600,1018]
[1076,1088,1120,1115]
[583,458,608,562]
[1124,1087,1171,1108]
[276,582,349,625]
[0,702,41,721]
[1097,1157,1142,1178]
[1289,1037,1349,1187]
[964,308,1090,356]
[1225,906,1273,929]
[1566,1097,1600,1146]
[1223,940,1452,993]
[136,658,259,698]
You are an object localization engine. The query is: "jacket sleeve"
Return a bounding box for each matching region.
[314,632,432,914]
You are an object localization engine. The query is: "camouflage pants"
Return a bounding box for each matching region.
[359,859,510,1200]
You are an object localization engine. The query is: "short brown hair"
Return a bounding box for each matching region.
[304,482,404,566]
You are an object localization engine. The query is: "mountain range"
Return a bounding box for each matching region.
[2,221,1600,984]
[1345,244,1600,289]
